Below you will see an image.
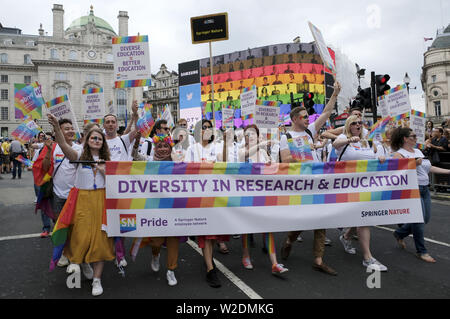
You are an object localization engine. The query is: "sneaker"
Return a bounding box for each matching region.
[242,257,254,270]
[115,258,128,268]
[363,257,388,272]
[92,278,103,296]
[324,237,332,246]
[272,264,288,275]
[296,235,303,242]
[206,268,221,288]
[57,255,70,267]
[339,235,356,254]
[81,263,94,280]
[151,254,160,272]
[40,230,50,238]
[166,270,178,286]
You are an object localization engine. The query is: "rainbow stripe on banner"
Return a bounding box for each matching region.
[106,189,420,210]
[241,85,257,93]
[84,118,104,125]
[383,84,407,96]
[410,110,426,118]
[115,79,152,89]
[46,95,69,108]
[82,88,103,94]
[256,99,281,107]
[391,112,409,122]
[112,35,149,44]
[106,158,417,177]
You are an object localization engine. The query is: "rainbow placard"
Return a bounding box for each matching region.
[112,35,151,88]
[14,82,45,120]
[254,99,280,128]
[105,159,423,237]
[82,87,105,123]
[11,117,42,144]
[136,103,155,138]
[46,95,81,140]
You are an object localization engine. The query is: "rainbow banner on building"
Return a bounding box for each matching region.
[105,159,423,237]
[112,35,151,88]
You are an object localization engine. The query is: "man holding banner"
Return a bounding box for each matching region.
[279,81,341,276]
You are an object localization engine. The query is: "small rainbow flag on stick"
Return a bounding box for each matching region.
[15,154,33,167]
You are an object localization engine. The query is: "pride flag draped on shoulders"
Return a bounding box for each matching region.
[33,143,57,220]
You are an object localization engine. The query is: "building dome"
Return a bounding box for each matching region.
[431,24,450,49]
[66,6,116,35]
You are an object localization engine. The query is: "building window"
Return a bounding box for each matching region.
[55,72,67,81]
[24,76,32,84]
[69,50,77,60]
[172,89,177,97]
[152,92,157,99]
[116,89,127,119]
[56,86,68,97]
[24,54,32,64]
[3,39,13,46]
[1,107,8,120]
[1,127,8,137]
[26,40,35,47]
[431,75,436,83]
[434,101,441,117]
[0,53,7,64]
[1,89,8,100]
[0,75,8,83]
[50,48,59,60]
[106,53,113,62]
[86,74,99,82]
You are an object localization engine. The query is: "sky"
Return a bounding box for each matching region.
[2,0,449,113]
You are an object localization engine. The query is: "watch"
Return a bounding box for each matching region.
[87,50,96,59]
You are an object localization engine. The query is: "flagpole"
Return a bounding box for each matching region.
[209,41,215,123]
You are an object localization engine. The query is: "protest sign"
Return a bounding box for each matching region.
[254,100,280,129]
[112,35,151,88]
[378,95,389,118]
[410,110,427,146]
[240,86,257,119]
[136,103,154,138]
[14,82,45,120]
[11,117,41,144]
[105,159,423,237]
[82,88,105,124]
[221,105,234,129]
[386,85,411,117]
[46,95,81,140]
[308,21,336,73]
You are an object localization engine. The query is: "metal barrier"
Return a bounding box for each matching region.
[430,151,450,195]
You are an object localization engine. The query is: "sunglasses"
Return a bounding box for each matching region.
[160,127,170,132]
[179,123,187,127]
[350,121,363,126]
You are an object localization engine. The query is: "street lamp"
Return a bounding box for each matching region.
[404,72,411,93]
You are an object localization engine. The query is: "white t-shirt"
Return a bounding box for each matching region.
[106,133,132,161]
[32,143,44,162]
[335,134,376,161]
[280,123,319,163]
[185,142,220,162]
[52,143,83,198]
[74,150,105,190]
[397,148,430,186]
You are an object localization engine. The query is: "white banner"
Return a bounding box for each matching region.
[82,89,105,121]
[46,95,81,139]
[105,160,423,237]
[387,87,411,117]
[240,88,257,118]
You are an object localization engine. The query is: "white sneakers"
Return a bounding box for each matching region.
[57,255,70,267]
[339,235,356,255]
[166,270,177,286]
[363,257,388,272]
[92,278,103,296]
[151,254,160,272]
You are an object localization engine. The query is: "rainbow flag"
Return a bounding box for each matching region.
[15,154,33,167]
[136,103,155,138]
[14,82,45,120]
[11,117,42,144]
[368,117,391,140]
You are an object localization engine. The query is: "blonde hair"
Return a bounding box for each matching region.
[344,115,368,148]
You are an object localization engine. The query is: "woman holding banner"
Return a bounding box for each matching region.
[47,113,115,296]
[238,124,288,275]
[391,127,450,263]
[185,119,229,288]
[333,115,388,272]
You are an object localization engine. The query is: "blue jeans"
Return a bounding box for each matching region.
[12,158,22,178]
[395,185,431,255]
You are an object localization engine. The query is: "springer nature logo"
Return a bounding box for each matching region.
[120,214,137,234]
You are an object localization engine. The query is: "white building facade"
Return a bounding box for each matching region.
[422,24,450,124]
[0,4,137,137]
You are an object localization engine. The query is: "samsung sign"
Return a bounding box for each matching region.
[178,60,201,86]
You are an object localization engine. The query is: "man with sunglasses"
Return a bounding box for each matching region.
[279,81,341,276]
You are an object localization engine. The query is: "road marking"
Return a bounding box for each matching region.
[375,226,450,248]
[0,233,44,241]
[186,239,263,299]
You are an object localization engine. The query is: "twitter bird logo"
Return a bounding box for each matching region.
[187,93,193,101]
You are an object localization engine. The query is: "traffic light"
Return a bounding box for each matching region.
[352,87,372,109]
[376,74,390,96]
[303,92,316,115]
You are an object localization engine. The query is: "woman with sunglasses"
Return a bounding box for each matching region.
[391,127,450,263]
[333,115,387,272]
[47,113,115,296]
[238,124,288,275]
[185,119,229,288]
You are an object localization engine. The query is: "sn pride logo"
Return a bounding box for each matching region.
[120,214,137,234]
